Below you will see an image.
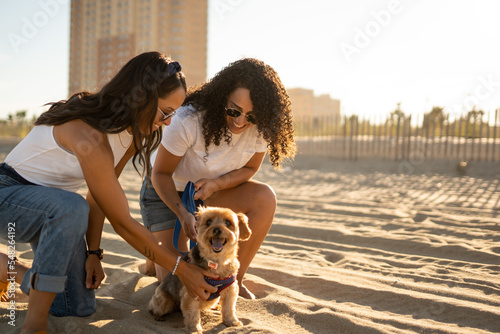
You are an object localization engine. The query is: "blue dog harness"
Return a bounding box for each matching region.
[186,257,237,301]
[205,276,236,301]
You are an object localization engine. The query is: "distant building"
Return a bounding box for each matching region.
[314,94,341,120]
[287,88,340,121]
[287,88,315,119]
[69,0,207,95]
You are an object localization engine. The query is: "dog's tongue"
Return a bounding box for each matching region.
[212,238,224,250]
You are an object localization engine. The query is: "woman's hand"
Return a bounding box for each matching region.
[175,260,218,301]
[85,255,105,290]
[193,178,220,201]
[180,210,198,242]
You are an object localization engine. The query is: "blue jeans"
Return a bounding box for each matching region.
[0,163,95,316]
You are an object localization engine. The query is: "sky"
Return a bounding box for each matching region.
[1,0,500,123]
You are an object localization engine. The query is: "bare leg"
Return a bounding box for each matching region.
[151,229,189,282]
[206,180,276,299]
[21,290,56,334]
[1,253,54,333]
[138,258,156,277]
[1,253,29,297]
[1,253,29,284]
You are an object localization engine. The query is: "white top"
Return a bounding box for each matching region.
[5,125,133,192]
[152,105,267,191]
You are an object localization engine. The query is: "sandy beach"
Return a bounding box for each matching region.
[1,150,499,333]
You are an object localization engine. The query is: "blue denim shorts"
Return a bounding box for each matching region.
[139,177,183,232]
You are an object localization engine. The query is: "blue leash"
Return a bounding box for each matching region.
[173,181,202,255]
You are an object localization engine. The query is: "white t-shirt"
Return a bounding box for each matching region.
[152,104,267,191]
[5,125,133,192]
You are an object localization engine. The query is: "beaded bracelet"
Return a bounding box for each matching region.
[172,256,182,275]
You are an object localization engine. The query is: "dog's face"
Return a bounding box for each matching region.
[196,206,251,259]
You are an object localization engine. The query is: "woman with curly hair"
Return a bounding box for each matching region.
[0,52,218,333]
[139,58,296,299]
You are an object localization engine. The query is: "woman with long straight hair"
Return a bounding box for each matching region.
[0,51,217,333]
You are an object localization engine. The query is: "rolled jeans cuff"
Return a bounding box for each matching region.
[27,272,67,294]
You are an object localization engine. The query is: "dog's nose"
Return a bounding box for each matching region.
[213,227,222,236]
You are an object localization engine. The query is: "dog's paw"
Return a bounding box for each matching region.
[185,324,203,334]
[223,316,243,327]
[148,286,174,321]
[148,300,168,321]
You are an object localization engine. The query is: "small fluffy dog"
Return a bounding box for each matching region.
[148,206,251,334]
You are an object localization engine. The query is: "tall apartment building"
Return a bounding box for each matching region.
[69,0,207,95]
[287,88,341,120]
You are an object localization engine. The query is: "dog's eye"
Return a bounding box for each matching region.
[206,219,213,226]
[225,220,232,227]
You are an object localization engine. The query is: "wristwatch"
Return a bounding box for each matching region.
[87,248,104,260]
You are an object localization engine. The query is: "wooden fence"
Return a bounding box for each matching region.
[295,110,500,162]
[2,110,500,163]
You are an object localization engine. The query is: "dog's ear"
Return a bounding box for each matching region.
[237,213,251,241]
[195,205,207,220]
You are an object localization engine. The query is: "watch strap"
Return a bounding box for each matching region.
[87,248,103,260]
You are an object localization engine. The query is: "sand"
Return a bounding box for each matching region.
[1,153,500,333]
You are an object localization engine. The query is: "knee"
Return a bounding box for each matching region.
[254,183,277,211]
[50,293,96,317]
[55,191,89,216]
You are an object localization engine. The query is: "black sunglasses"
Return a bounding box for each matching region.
[224,107,257,124]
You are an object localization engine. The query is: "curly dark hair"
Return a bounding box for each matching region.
[184,58,296,168]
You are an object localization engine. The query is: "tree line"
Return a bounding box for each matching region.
[0,110,36,137]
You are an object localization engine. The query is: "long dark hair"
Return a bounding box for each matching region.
[36,51,186,177]
[184,58,295,169]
